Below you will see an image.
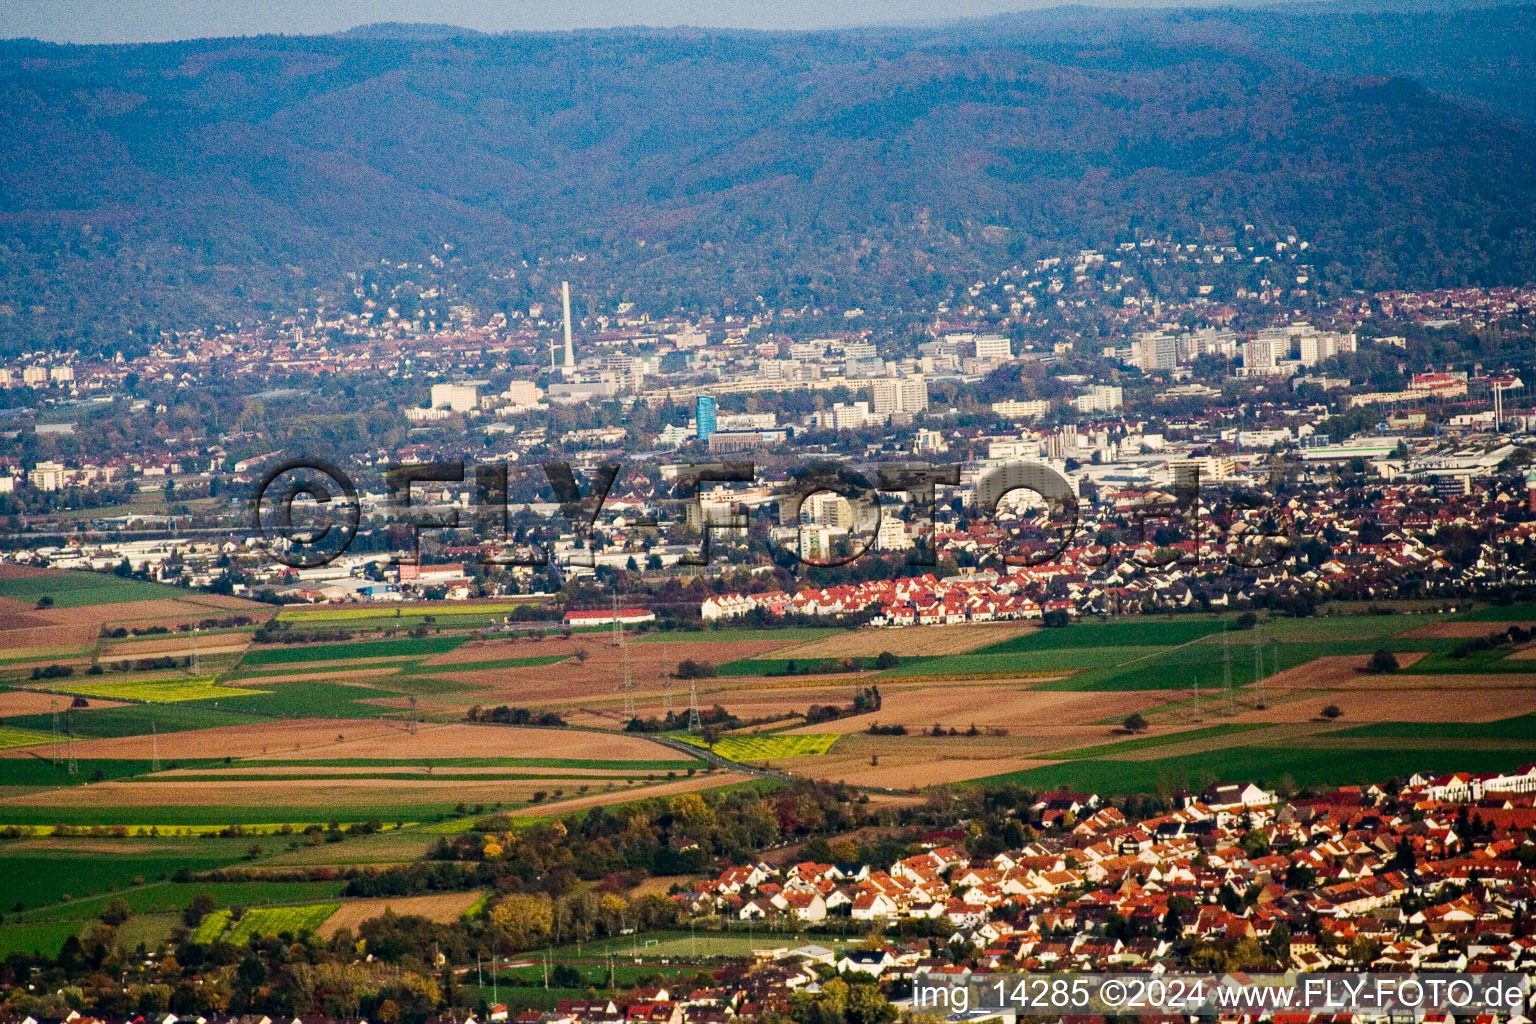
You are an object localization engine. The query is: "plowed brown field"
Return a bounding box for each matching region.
[317,891,484,937]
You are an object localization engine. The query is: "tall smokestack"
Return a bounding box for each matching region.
[561,281,575,371]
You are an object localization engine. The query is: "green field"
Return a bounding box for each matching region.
[1329,714,1536,740]
[974,619,1231,653]
[0,644,93,664]
[882,646,1166,679]
[1044,723,1266,760]
[0,756,230,788]
[20,879,347,923]
[222,903,339,943]
[50,676,266,703]
[1245,615,1427,642]
[0,725,51,749]
[973,744,1533,794]
[0,850,245,911]
[0,802,461,826]
[243,756,704,770]
[1034,638,1373,692]
[241,635,468,665]
[400,654,568,674]
[1456,604,1536,622]
[277,600,548,623]
[4,702,265,737]
[0,920,85,957]
[207,680,420,719]
[0,571,192,608]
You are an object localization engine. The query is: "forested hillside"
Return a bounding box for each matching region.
[1,4,1535,352]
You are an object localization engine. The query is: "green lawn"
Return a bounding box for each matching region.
[531,928,845,961]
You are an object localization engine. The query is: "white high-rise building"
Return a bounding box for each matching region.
[1134,331,1178,371]
[1242,336,1281,375]
[871,375,929,417]
[502,381,541,407]
[28,461,66,491]
[974,335,1012,361]
[875,515,909,551]
[994,399,1051,420]
[431,382,480,412]
[1075,386,1123,414]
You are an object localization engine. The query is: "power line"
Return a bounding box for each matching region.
[1223,626,1235,716]
[1252,617,1264,709]
[614,593,634,720]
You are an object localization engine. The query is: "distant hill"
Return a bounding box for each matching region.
[335,22,488,40]
[1,5,1534,353]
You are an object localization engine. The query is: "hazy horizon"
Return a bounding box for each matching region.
[2,0,1388,45]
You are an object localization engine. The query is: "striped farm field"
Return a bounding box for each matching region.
[0,821,414,837]
[683,733,839,760]
[219,903,340,943]
[191,910,231,943]
[45,677,267,703]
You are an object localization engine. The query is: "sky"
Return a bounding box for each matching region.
[2,0,1336,43]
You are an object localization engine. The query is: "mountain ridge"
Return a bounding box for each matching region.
[0,7,1533,352]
